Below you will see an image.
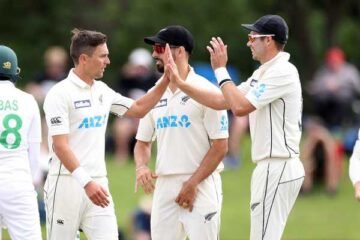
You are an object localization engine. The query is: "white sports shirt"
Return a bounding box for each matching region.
[237,52,302,162]
[0,81,41,187]
[349,129,360,185]
[44,69,134,177]
[136,69,229,176]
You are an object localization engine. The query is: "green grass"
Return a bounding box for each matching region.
[2,134,359,239]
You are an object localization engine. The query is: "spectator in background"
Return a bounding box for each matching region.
[308,47,360,130]
[302,47,360,195]
[26,46,69,104]
[129,196,152,240]
[112,48,158,163]
[301,118,343,195]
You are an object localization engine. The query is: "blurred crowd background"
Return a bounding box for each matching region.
[1,0,360,239]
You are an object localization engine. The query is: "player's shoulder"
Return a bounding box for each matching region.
[11,87,37,102]
[47,78,72,95]
[94,80,114,92]
[191,72,219,90]
[272,53,298,75]
[43,79,72,106]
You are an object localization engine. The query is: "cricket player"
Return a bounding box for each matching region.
[0,45,42,240]
[167,15,305,240]
[134,25,229,240]
[43,29,169,240]
[349,129,360,201]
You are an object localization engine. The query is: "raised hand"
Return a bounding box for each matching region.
[207,37,228,70]
[164,44,184,86]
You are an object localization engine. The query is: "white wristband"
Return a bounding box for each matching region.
[72,167,92,188]
[214,67,231,84]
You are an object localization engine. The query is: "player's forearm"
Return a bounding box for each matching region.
[178,80,229,110]
[221,82,255,116]
[126,76,168,118]
[134,140,152,169]
[53,142,81,172]
[187,139,228,185]
[214,68,254,116]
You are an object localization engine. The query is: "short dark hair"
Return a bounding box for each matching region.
[70,28,107,65]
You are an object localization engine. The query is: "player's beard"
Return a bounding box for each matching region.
[155,53,176,73]
[155,60,164,73]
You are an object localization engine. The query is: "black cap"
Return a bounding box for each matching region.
[144,25,194,54]
[241,15,288,44]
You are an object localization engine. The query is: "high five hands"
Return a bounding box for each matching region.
[207,37,228,70]
[164,44,183,86]
[164,36,228,86]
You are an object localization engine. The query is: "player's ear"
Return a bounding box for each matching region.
[78,53,88,64]
[177,46,186,57]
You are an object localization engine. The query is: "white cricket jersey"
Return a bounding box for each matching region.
[349,129,360,185]
[43,69,134,177]
[0,81,41,187]
[136,69,229,175]
[237,52,302,162]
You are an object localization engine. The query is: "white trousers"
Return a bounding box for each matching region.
[151,172,222,240]
[0,184,42,240]
[250,157,305,240]
[44,175,118,240]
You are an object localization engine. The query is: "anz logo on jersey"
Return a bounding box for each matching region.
[220,115,228,131]
[78,114,107,129]
[252,83,266,99]
[156,114,191,129]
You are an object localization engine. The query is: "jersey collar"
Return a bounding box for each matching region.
[0,80,15,87]
[68,69,92,89]
[166,66,196,95]
[262,52,290,68]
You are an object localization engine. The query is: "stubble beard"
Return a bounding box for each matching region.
[156,61,164,73]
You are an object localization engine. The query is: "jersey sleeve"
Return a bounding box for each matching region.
[43,87,70,136]
[245,69,295,109]
[109,87,134,116]
[136,112,156,142]
[27,96,42,143]
[203,107,229,140]
[237,77,252,94]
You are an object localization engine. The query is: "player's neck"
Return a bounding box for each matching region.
[260,48,279,65]
[73,67,94,86]
[178,62,190,81]
[170,62,190,93]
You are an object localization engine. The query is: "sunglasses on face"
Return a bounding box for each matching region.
[247,34,275,43]
[152,44,179,54]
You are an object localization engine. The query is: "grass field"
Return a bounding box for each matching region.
[2,134,360,239]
